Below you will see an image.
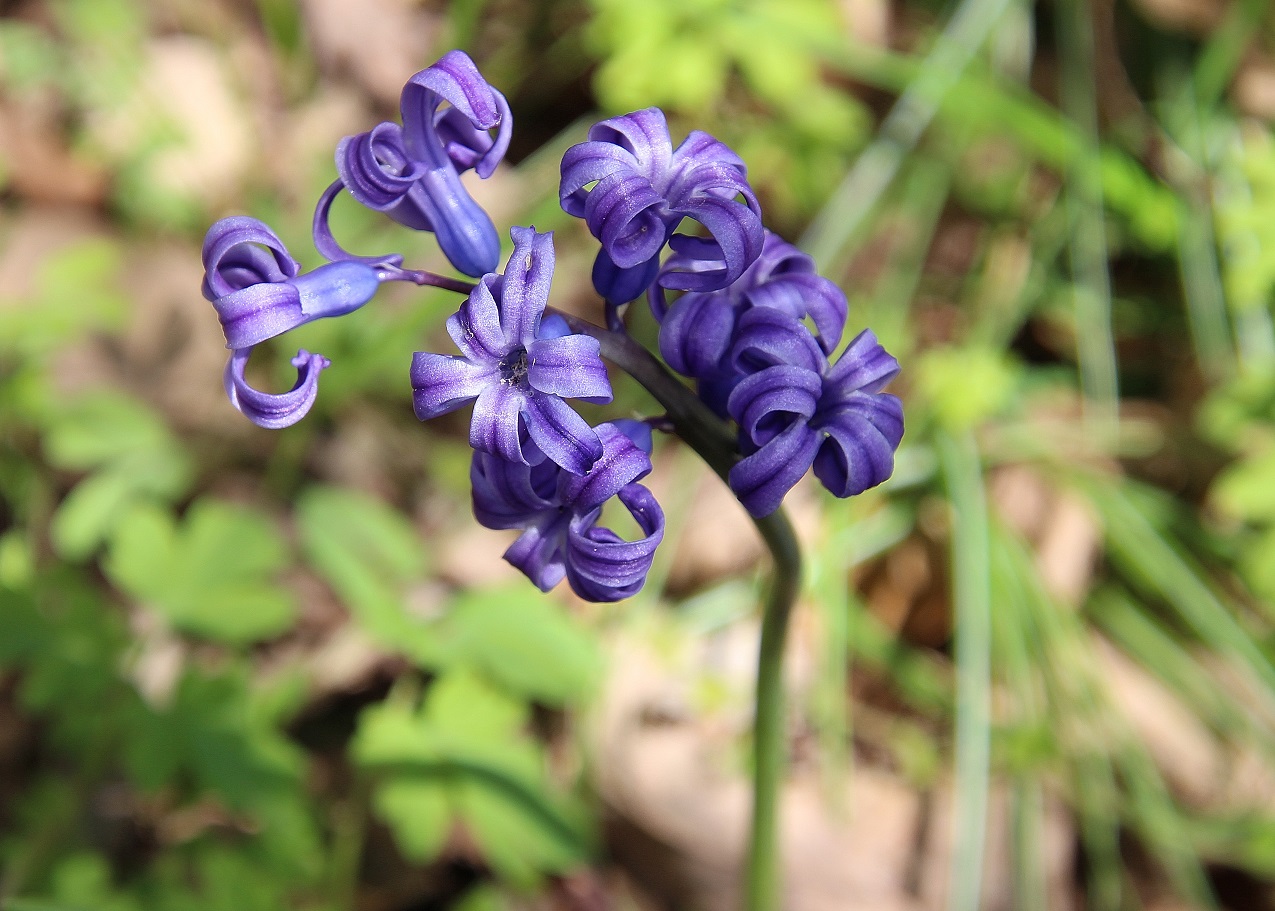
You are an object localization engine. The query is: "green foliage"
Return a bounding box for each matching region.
[353,670,592,887]
[106,500,295,645]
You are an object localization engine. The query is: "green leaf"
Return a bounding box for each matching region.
[448,586,602,706]
[371,778,452,862]
[296,486,436,664]
[106,500,295,645]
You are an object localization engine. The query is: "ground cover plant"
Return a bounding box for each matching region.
[4,0,1275,909]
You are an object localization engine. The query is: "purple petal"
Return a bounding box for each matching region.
[728,421,822,518]
[726,365,822,447]
[470,383,526,463]
[403,168,502,277]
[662,192,764,293]
[586,108,672,177]
[224,348,330,429]
[812,393,905,498]
[559,423,652,511]
[202,216,298,299]
[658,291,738,379]
[499,228,555,346]
[410,352,497,420]
[591,248,660,309]
[213,281,304,350]
[471,451,558,529]
[743,273,847,354]
[446,277,509,362]
[565,484,665,602]
[522,393,602,475]
[729,307,827,376]
[527,334,612,403]
[503,520,569,592]
[559,140,644,217]
[335,122,427,211]
[400,50,511,173]
[823,329,901,397]
[583,171,669,270]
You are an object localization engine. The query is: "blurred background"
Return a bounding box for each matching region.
[3,0,1275,909]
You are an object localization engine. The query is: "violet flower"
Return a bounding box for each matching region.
[657,231,850,415]
[559,108,764,314]
[410,227,613,475]
[726,308,904,517]
[203,216,383,428]
[471,422,664,602]
[319,50,512,278]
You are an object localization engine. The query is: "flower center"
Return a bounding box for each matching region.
[500,348,530,385]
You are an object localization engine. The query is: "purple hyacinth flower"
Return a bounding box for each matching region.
[410,227,613,475]
[322,50,511,278]
[725,309,904,517]
[203,216,383,428]
[471,423,665,602]
[657,231,850,415]
[559,108,764,310]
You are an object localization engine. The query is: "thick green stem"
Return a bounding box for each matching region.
[556,309,802,911]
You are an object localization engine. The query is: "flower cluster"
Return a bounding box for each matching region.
[203,50,903,600]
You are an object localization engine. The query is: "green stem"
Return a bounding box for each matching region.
[556,309,802,911]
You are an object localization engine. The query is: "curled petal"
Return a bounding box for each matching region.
[560,140,645,217]
[336,122,428,211]
[471,451,558,529]
[586,108,672,177]
[400,50,511,175]
[410,352,498,420]
[503,519,569,592]
[311,179,409,267]
[742,272,847,354]
[658,291,738,379]
[527,334,612,404]
[728,420,822,518]
[823,329,901,398]
[522,393,602,476]
[727,365,822,447]
[566,483,665,602]
[202,216,299,300]
[591,249,660,311]
[729,307,826,376]
[661,192,764,293]
[224,348,330,429]
[583,171,669,270]
[813,393,905,498]
[559,423,652,512]
[214,281,304,350]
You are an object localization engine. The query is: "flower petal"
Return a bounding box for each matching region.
[224,348,330,429]
[729,307,826,376]
[213,281,305,350]
[727,420,821,517]
[470,450,558,529]
[410,352,497,420]
[499,227,555,345]
[812,393,905,498]
[503,519,568,592]
[565,484,664,602]
[202,216,299,299]
[522,393,602,475]
[727,365,822,447]
[823,329,901,398]
[658,290,738,379]
[527,334,612,404]
[446,276,508,362]
[559,423,651,511]
[470,382,526,463]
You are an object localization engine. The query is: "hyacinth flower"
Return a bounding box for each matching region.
[559,108,764,318]
[410,227,612,474]
[317,49,512,278]
[203,216,387,428]
[471,421,664,601]
[725,307,905,517]
[656,231,851,415]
